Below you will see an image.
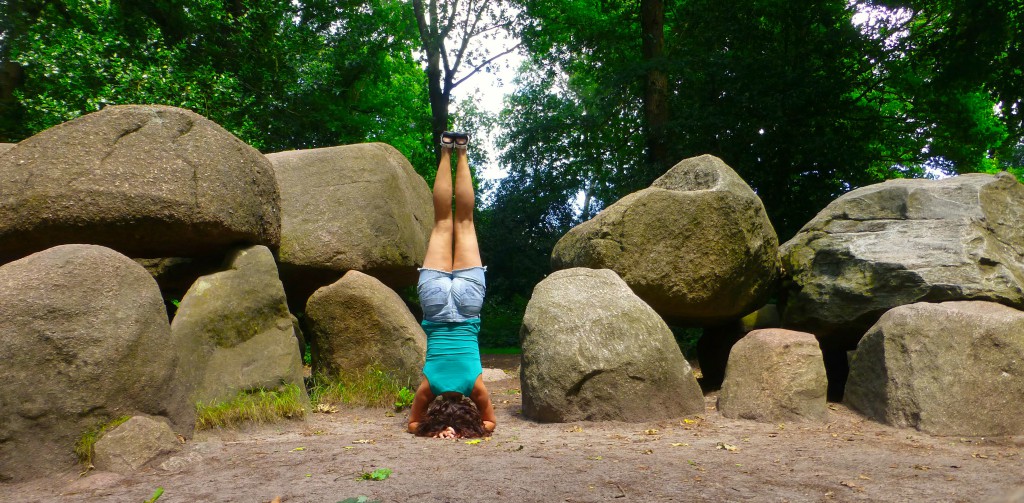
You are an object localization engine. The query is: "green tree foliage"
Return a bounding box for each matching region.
[860,0,1024,173]
[503,0,1022,236]
[479,0,1022,313]
[1,0,436,176]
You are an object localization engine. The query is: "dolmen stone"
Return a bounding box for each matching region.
[520,268,704,422]
[0,105,281,264]
[780,172,1024,347]
[845,301,1024,436]
[305,270,426,385]
[551,154,780,325]
[267,143,433,307]
[171,245,307,405]
[0,245,193,481]
[92,416,180,473]
[718,329,827,423]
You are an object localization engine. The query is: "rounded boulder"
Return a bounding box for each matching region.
[520,268,704,422]
[0,245,193,481]
[305,270,426,385]
[717,329,828,423]
[0,105,281,263]
[845,301,1024,436]
[780,172,1024,346]
[267,143,432,306]
[551,155,780,325]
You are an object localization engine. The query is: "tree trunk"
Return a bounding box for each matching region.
[641,0,671,173]
[414,0,451,161]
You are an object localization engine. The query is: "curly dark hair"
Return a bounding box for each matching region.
[415,393,487,438]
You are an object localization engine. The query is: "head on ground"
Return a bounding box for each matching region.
[415,392,486,438]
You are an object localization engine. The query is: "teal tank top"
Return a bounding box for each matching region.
[422,318,482,396]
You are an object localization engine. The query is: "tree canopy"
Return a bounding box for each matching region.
[0,0,436,175]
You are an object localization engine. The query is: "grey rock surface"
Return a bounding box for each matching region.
[551,155,780,325]
[718,329,828,422]
[845,301,1024,436]
[0,105,280,263]
[171,245,306,405]
[93,416,181,473]
[268,143,432,307]
[305,270,426,385]
[0,245,193,481]
[781,172,1024,346]
[520,268,704,422]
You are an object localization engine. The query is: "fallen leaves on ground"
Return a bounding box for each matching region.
[315,403,338,414]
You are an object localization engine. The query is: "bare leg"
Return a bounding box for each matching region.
[452,147,483,270]
[422,148,454,271]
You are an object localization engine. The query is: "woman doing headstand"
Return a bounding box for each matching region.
[407,131,497,438]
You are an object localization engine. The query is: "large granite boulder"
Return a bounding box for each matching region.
[0,143,13,156]
[520,268,704,422]
[0,105,280,264]
[717,329,828,423]
[171,246,306,405]
[304,270,426,385]
[0,245,193,481]
[845,301,1024,436]
[781,172,1024,346]
[267,143,433,308]
[551,155,781,325]
[92,416,180,473]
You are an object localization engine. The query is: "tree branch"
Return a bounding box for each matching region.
[449,0,487,80]
[440,0,461,39]
[452,41,522,89]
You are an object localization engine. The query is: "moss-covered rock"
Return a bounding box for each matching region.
[551,155,780,325]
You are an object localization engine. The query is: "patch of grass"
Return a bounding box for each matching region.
[75,415,132,467]
[393,387,415,410]
[308,365,413,409]
[195,383,307,430]
[145,487,164,503]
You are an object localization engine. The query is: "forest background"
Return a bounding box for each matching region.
[1,0,1022,349]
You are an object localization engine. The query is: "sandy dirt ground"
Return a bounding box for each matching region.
[3,357,1023,503]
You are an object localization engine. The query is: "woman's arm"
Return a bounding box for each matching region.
[470,375,496,433]
[407,379,434,433]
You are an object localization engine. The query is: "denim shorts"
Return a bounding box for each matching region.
[417,266,486,323]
